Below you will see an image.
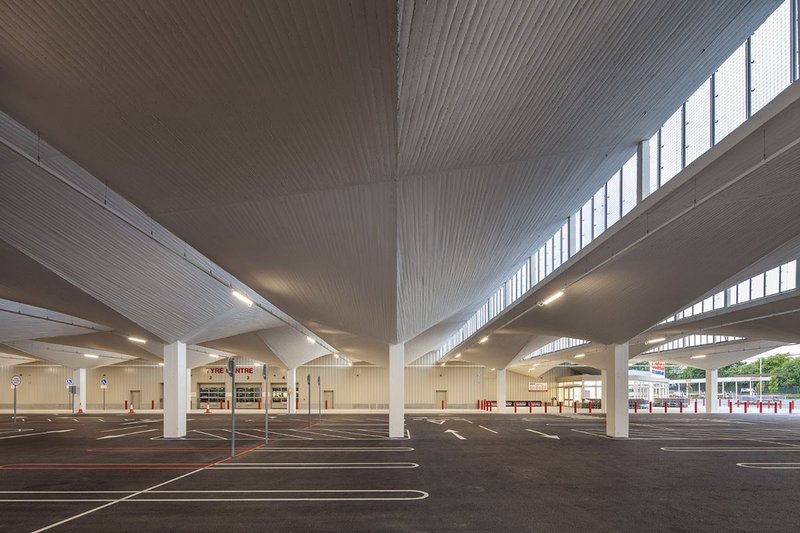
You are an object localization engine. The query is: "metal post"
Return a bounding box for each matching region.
[227,357,236,457]
[264,363,269,446]
[307,373,311,427]
[318,375,321,423]
[13,386,17,423]
[103,389,106,411]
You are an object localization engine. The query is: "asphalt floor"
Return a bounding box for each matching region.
[1,410,799,532]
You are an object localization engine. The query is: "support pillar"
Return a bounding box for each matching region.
[600,369,608,414]
[163,341,187,438]
[705,369,719,413]
[496,369,507,413]
[287,368,297,414]
[186,369,192,411]
[72,368,86,413]
[389,343,405,438]
[605,343,629,438]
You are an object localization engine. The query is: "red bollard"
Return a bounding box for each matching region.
[220,400,223,409]
[257,399,261,410]
[744,402,748,413]
[124,400,128,410]
[151,399,155,410]
[774,402,778,414]
[729,401,733,414]
[544,403,548,414]
[296,398,299,410]
[780,400,783,409]
[442,400,445,410]
[325,399,328,410]
[529,402,532,413]
[573,402,577,413]
[634,402,638,414]
[664,402,668,414]
[790,401,794,414]
[694,400,698,413]
[649,401,653,413]
[227,400,230,410]
[759,401,763,414]
[719,399,722,407]
[588,402,592,414]
[514,402,518,414]
[679,402,683,414]
[736,400,740,408]
[558,402,562,413]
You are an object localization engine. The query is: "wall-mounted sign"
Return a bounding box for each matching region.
[100,378,108,390]
[528,382,547,392]
[10,376,21,387]
[206,366,254,375]
[651,361,665,377]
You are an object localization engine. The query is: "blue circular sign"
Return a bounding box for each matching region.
[100,378,108,386]
[66,378,73,386]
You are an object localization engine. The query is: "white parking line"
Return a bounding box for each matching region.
[0,429,75,440]
[192,430,227,440]
[0,489,429,502]
[253,446,414,453]
[737,463,800,469]
[100,425,147,433]
[97,429,158,440]
[662,446,800,452]
[478,426,498,434]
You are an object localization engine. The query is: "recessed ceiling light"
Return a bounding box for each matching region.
[455,353,461,358]
[231,290,254,306]
[158,362,165,366]
[479,336,489,344]
[306,336,315,343]
[490,367,496,371]
[574,353,585,358]
[128,336,147,344]
[440,362,446,367]
[83,353,99,359]
[333,353,340,359]
[646,337,666,344]
[690,354,706,359]
[542,290,564,305]
[347,361,353,367]
[208,353,219,358]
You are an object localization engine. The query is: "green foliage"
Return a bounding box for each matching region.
[663,354,800,392]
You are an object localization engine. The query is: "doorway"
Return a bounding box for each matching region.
[324,390,334,409]
[130,390,141,410]
[435,390,447,409]
[271,383,288,409]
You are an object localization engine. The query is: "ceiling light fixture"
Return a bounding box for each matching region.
[479,336,489,344]
[348,361,353,367]
[440,362,446,367]
[83,353,99,359]
[542,290,564,305]
[646,337,666,345]
[306,336,315,343]
[690,354,707,359]
[455,353,461,358]
[490,367,496,371]
[128,336,147,344]
[231,289,254,306]
[159,362,165,366]
[208,353,219,358]
[333,353,340,359]
[574,353,585,358]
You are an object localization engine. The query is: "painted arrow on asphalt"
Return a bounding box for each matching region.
[97,429,158,440]
[445,429,466,440]
[525,429,560,440]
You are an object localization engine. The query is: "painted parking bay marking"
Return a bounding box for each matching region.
[525,429,560,440]
[97,429,158,440]
[737,463,800,469]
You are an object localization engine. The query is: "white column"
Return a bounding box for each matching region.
[287,368,297,413]
[497,369,507,413]
[163,341,187,439]
[72,368,86,413]
[705,369,719,413]
[186,369,192,411]
[605,343,629,438]
[636,139,650,203]
[389,343,405,438]
[600,369,608,414]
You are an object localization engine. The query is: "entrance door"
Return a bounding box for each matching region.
[271,383,288,409]
[324,390,334,409]
[130,390,141,410]
[236,385,261,408]
[435,390,447,409]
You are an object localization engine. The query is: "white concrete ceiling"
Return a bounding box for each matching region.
[0,0,781,361]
